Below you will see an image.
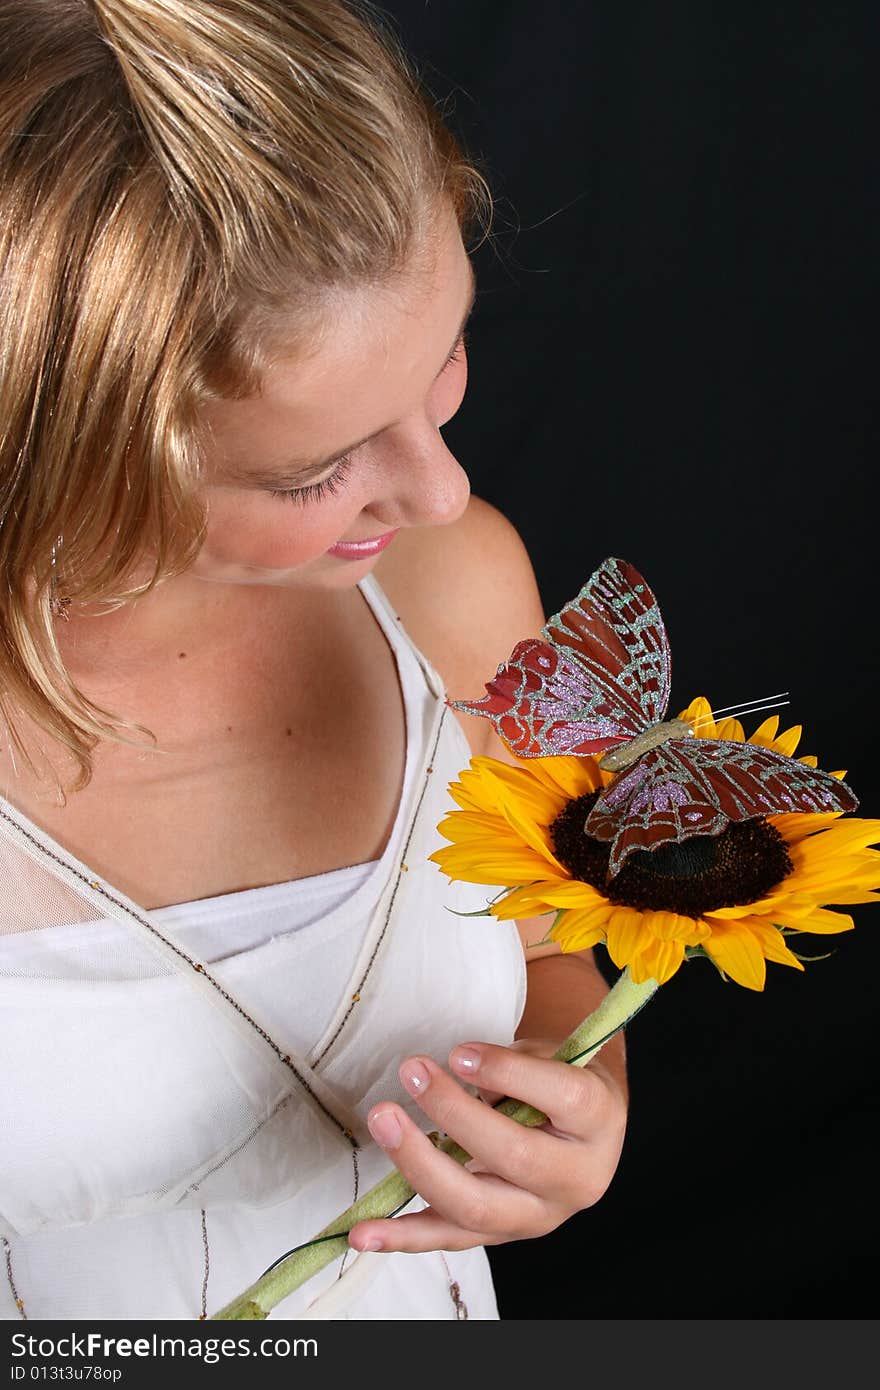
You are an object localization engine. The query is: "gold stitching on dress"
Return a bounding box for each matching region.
[198,1209,210,1319]
[336,1146,361,1282]
[2,1236,26,1320]
[438,1252,469,1319]
[312,710,447,1068]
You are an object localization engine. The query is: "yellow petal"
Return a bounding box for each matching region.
[430,845,564,886]
[771,890,846,915]
[490,879,598,919]
[737,917,805,971]
[749,715,780,746]
[789,820,880,857]
[516,879,607,909]
[679,696,716,740]
[496,797,566,870]
[780,906,855,935]
[643,909,709,945]
[483,761,567,823]
[803,887,880,906]
[633,935,685,985]
[552,906,611,953]
[605,907,650,968]
[715,717,745,742]
[489,888,556,921]
[529,755,603,800]
[769,811,845,841]
[703,922,767,991]
[704,896,791,920]
[435,809,516,839]
[447,780,490,813]
[797,755,818,768]
[772,724,803,757]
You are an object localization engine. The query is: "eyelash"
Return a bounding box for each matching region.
[269,329,470,505]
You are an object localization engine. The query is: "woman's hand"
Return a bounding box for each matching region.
[347,1037,628,1253]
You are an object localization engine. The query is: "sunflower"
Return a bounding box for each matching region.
[429,696,880,991]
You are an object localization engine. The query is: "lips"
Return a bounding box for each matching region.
[328,529,399,559]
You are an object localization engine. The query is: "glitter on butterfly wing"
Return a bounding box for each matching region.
[681,739,859,817]
[585,744,732,878]
[542,557,672,726]
[448,557,669,758]
[630,781,690,815]
[585,737,859,879]
[449,635,647,758]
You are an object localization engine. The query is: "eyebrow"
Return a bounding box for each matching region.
[228,262,478,489]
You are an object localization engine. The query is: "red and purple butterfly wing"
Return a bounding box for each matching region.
[585,743,730,878]
[586,738,859,879]
[680,739,858,818]
[449,556,671,758]
[543,556,671,725]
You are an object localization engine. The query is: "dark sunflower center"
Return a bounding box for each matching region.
[550,790,793,915]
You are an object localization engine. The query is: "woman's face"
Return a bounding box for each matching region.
[192,203,475,590]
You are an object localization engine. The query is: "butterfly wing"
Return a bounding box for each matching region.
[679,738,859,817]
[449,556,671,758]
[542,556,671,725]
[585,738,859,879]
[584,743,730,878]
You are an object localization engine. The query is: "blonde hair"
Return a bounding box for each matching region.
[0,0,492,797]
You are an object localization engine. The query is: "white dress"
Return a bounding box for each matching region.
[0,574,527,1321]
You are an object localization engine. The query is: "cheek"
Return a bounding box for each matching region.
[202,490,348,567]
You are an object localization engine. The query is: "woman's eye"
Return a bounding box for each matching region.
[269,453,354,505]
[268,330,469,506]
[444,329,469,369]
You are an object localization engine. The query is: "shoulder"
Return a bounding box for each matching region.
[373,495,545,758]
[375,496,576,964]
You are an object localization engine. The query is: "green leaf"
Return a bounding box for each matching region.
[684,944,729,981]
[445,885,515,919]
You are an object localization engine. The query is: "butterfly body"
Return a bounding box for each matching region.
[449,556,858,880]
[598,717,694,773]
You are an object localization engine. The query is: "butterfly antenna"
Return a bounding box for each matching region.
[708,691,790,718]
[688,698,791,734]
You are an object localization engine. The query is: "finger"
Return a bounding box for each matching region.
[363,1101,549,1237]
[349,1180,553,1254]
[471,1037,561,1106]
[393,1056,590,1203]
[448,1043,620,1141]
[349,1201,504,1254]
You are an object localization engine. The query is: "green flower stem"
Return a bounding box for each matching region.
[210,967,658,1320]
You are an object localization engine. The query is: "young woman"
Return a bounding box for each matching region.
[0,0,627,1320]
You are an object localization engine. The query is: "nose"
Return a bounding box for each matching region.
[372,426,471,530]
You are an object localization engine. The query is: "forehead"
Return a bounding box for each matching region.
[204,206,473,478]
[265,210,469,401]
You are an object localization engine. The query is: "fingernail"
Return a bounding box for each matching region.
[368,1108,402,1149]
[352,1235,384,1253]
[399,1059,430,1096]
[449,1046,481,1074]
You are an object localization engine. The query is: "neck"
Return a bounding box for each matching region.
[54,569,337,682]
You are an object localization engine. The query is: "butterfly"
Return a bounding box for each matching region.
[449,556,859,879]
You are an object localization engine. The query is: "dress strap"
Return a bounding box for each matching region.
[358,574,446,702]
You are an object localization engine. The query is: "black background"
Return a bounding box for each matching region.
[380,2,878,1318]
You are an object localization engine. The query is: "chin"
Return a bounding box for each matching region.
[189,551,382,591]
